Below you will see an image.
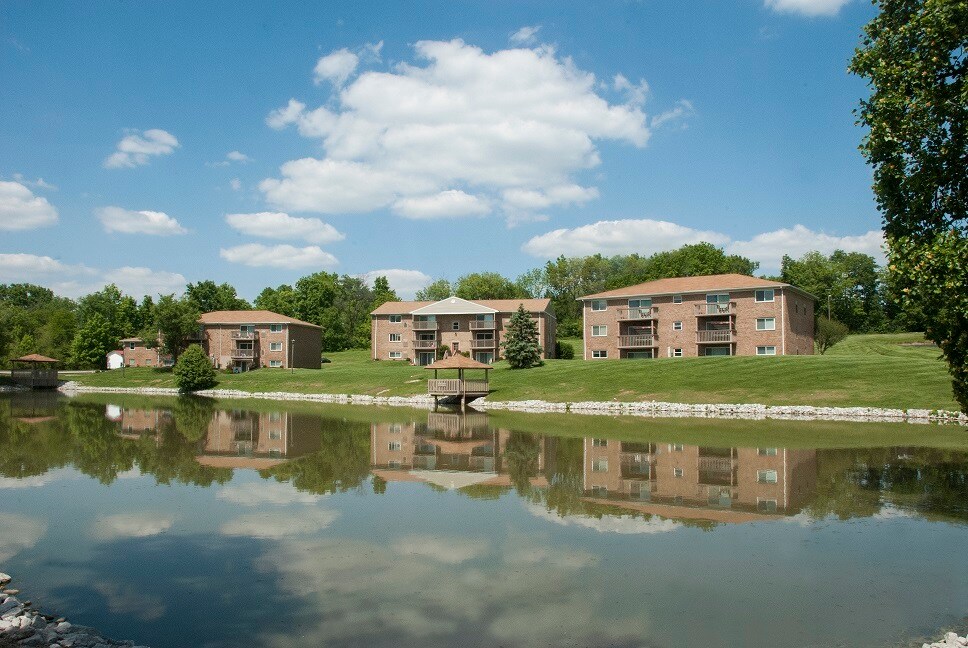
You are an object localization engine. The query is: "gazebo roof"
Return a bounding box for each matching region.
[425,355,493,370]
[14,354,58,363]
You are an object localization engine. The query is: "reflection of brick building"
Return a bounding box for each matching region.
[196,410,322,469]
[582,438,816,521]
[116,407,173,435]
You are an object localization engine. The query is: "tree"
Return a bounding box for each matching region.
[515,268,549,299]
[415,279,452,301]
[781,250,884,331]
[455,272,524,300]
[149,295,200,362]
[173,344,218,393]
[851,0,968,410]
[501,304,543,369]
[254,284,298,317]
[185,280,250,313]
[294,272,339,325]
[68,313,116,368]
[815,318,850,355]
[371,276,399,309]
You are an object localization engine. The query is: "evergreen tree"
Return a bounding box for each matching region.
[501,304,542,369]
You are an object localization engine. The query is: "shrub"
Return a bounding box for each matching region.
[173,344,218,393]
[555,341,575,360]
[815,318,849,355]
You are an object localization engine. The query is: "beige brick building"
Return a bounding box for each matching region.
[370,297,556,365]
[579,274,815,360]
[119,337,172,368]
[199,310,322,371]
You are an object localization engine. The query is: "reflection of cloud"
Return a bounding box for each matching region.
[392,535,489,564]
[0,475,53,489]
[256,536,647,648]
[92,513,173,540]
[872,504,915,520]
[93,581,166,621]
[217,481,324,507]
[0,513,47,561]
[526,503,682,535]
[503,544,598,570]
[220,508,338,538]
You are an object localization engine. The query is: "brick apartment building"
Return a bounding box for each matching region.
[370,296,556,365]
[118,337,172,368]
[580,274,815,359]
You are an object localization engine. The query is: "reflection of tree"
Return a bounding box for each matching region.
[261,419,371,495]
[372,475,387,495]
[503,432,541,496]
[541,437,585,516]
[172,396,216,442]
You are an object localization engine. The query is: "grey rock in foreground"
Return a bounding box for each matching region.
[0,575,149,648]
[923,632,968,648]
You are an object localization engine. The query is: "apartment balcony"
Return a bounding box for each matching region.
[231,348,255,359]
[618,334,657,348]
[698,456,737,486]
[617,307,658,321]
[696,329,736,344]
[412,339,438,350]
[695,302,736,317]
[469,320,496,330]
[231,330,258,340]
[412,321,438,331]
[471,338,496,349]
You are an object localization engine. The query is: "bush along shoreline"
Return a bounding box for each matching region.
[0,572,149,648]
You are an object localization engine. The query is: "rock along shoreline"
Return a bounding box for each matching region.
[56,382,968,426]
[0,572,148,648]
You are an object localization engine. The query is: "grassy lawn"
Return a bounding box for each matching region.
[68,333,960,411]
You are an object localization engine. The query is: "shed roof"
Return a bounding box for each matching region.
[372,297,552,316]
[198,310,321,329]
[425,355,493,370]
[580,274,813,300]
[14,354,58,363]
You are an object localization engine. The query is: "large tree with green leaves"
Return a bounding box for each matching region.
[185,280,251,313]
[415,279,452,301]
[851,0,968,410]
[147,295,200,362]
[781,250,885,331]
[501,304,543,369]
[455,272,525,300]
[69,313,116,368]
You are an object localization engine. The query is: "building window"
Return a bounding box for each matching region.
[592,458,608,472]
[269,324,283,333]
[388,441,402,451]
[452,321,460,331]
[592,325,607,337]
[270,342,283,351]
[673,321,683,331]
[592,438,608,447]
[628,298,652,309]
[757,499,778,513]
[269,430,282,440]
[474,352,494,363]
[590,486,608,497]
[389,423,402,433]
[145,358,152,365]
[758,447,778,456]
[592,350,608,358]
[591,300,607,311]
[389,351,402,359]
[673,467,684,478]
[672,443,683,451]
[757,469,778,484]
[755,289,775,303]
[389,315,402,323]
[128,342,136,350]
[269,360,282,368]
[756,318,776,331]
[673,294,682,304]
[756,346,776,356]
[672,348,683,357]
[388,333,402,342]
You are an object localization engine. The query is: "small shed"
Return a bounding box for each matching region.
[425,355,492,409]
[11,354,60,389]
[106,350,124,370]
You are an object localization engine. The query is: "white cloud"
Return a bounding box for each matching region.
[361,268,432,299]
[230,178,242,191]
[392,535,489,564]
[392,190,491,219]
[93,582,166,621]
[509,25,541,46]
[12,173,57,190]
[226,150,251,162]
[224,212,344,244]
[103,128,179,169]
[220,243,339,269]
[764,0,853,16]
[314,48,359,87]
[220,508,338,538]
[613,73,649,107]
[651,99,696,129]
[217,481,324,506]
[262,38,683,224]
[502,184,599,211]
[91,513,173,540]
[0,253,186,298]
[95,206,187,236]
[523,218,884,273]
[0,181,58,230]
[0,513,47,562]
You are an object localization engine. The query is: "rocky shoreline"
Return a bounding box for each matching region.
[922,633,968,648]
[57,382,968,426]
[0,573,147,648]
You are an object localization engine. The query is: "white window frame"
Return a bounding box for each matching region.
[591,300,607,311]
[592,349,608,359]
[592,458,608,472]
[756,346,776,356]
[756,318,776,331]
[755,289,775,303]
[673,321,683,331]
[269,360,282,368]
[673,467,684,478]
[591,325,607,337]
[672,443,683,451]
[269,324,283,333]
[757,469,778,484]
[592,438,608,447]
[452,321,460,331]
[673,348,683,357]
[388,315,402,323]
[269,342,283,352]
[388,441,402,451]
[672,294,683,304]
[269,429,282,440]
[388,351,402,359]
[757,498,778,513]
[388,333,402,342]
[758,447,778,456]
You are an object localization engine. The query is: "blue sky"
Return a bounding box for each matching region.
[1,0,885,299]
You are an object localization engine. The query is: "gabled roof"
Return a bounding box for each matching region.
[371,297,553,316]
[580,274,813,301]
[198,310,321,329]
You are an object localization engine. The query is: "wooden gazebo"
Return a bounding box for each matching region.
[11,354,60,389]
[425,355,492,410]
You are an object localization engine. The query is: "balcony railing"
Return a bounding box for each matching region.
[696,329,736,343]
[469,320,496,330]
[231,330,258,339]
[412,321,438,331]
[695,302,736,317]
[427,379,490,395]
[618,334,657,348]
[412,339,438,349]
[231,349,255,358]
[471,338,495,349]
[617,307,657,321]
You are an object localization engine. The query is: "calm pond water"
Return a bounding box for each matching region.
[1,393,967,648]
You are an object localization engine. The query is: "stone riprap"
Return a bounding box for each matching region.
[58,382,968,426]
[0,573,148,648]
[922,632,968,647]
